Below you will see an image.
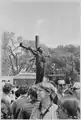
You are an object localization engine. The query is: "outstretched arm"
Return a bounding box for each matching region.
[28,47,37,56]
[20,43,37,56]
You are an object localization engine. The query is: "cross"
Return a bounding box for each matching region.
[20,35,49,84]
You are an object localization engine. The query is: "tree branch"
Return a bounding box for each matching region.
[3,59,12,69]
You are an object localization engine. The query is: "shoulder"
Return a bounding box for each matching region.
[49,103,58,113]
[52,103,58,109]
[11,100,17,108]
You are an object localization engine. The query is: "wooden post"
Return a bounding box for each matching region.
[35,35,39,50]
[35,35,39,83]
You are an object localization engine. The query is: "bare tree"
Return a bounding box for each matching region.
[2,32,26,76]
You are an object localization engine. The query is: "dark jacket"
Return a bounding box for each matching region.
[11,95,39,119]
[17,100,40,119]
[11,95,29,119]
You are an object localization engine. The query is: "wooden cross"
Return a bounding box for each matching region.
[20,35,45,84]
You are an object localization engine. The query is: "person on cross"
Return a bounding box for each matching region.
[20,42,46,83]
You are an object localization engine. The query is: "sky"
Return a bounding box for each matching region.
[0,0,80,48]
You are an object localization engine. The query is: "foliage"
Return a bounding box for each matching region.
[1,31,80,84]
[2,32,29,76]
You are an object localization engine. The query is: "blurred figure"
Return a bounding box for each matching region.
[1,83,13,119]
[56,79,67,104]
[15,89,20,99]
[1,83,13,104]
[57,79,66,95]
[30,82,58,119]
[27,88,38,102]
[57,96,80,119]
[72,82,80,100]
[11,85,29,119]
[10,90,16,103]
[18,88,39,119]
[42,76,49,83]
[1,80,5,89]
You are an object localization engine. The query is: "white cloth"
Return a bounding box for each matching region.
[30,103,58,120]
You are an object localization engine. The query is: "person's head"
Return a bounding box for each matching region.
[2,83,13,94]
[37,47,43,54]
[19,85,28,95]
[28,88,37,102]
[42,76,49,83]
[58,96,80,119]
[57,80,66,93]
[38,82,57,102]
[72,82,80,100]
[15,89,20,99]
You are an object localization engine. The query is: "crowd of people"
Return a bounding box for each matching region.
[1,77,80,119]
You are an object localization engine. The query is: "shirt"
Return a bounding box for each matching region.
[11,95,29,119]
[30,102,58,120]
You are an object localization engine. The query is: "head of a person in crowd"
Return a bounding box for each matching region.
[57,79,66,94]
[42,76,49,83]
[57,96,80,119]
[28,88,38,103]
[37,81,57,102]
[2,80,6,87]
[18,85,29,95]
[15,89,21,99]
[2,83,13,94]
[72,82,80,100]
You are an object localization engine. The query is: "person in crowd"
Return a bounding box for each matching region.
[1,83,13,119]
[57,79,66,96]
[1,80,5,89]
[56,79,67,105]
[17,87,40,119]
[42,76,49,83]
[15,89,21,99]
[9,90,16,103]
[57,96,80,119]
[1,83,13,104]
[30,81,58,119]
[11,85,29,119]
[72,82,80,101]
[53,79,66,105]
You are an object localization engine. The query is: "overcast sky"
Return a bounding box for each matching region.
[0,0,80,48]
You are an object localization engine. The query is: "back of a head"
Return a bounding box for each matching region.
[28,88,37,101]
[61,96,80,118]
[15,89,20,98]
[2,83,12,94]
[43,77,49,83]
[19,85,29,95]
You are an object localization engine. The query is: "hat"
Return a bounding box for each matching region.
[73,82,81,89]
